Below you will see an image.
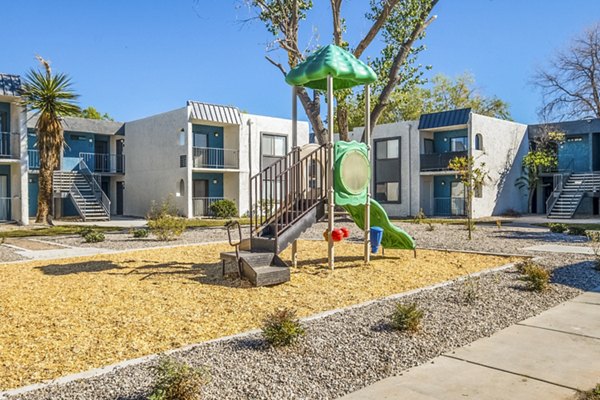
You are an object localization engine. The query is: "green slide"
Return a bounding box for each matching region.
[343,199,416,250]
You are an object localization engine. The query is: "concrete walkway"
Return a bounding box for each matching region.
[522,244,594,255]
[340,287,600,400]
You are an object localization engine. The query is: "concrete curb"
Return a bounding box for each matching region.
[0,260,519,399]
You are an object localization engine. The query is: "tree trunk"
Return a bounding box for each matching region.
[296,87,328,144]
[336,102,349,141]
[36,154,55,224]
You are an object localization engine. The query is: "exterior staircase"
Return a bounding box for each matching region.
[220,144,327,286]
[53,164,110,221]
[547,172,600,219]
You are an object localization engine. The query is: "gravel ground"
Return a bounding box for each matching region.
[0,245,25,262]
[10,253,599,400]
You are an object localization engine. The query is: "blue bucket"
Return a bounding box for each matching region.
[370,226,384,254]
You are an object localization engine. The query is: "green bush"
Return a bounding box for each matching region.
[132,228,149,238]
[149,356,210,400]
[568,226,587,236]
[519,261,550,292]
[577,384,600,400]
[209,199,238,219]
[84,231,105,243]
[147,197,186,241]
[261,308,305,347]
[413,208,426,224]
[548,223,567,233]
[79,227,94,237]
[390,302,424,333]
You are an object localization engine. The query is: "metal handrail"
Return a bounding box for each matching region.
[79,152,125,174]
[78,158,110,216]
[546,172,570,215]
[69,182,88,221]
[192,147,239,169]
[28,149,40,170]
[192,197,224,217]
[250,144,327,241]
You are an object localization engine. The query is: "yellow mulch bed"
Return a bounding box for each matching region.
[0,241,518,390]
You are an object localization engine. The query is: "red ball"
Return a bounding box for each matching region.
[340,227,350,238]
[331,228,344,242]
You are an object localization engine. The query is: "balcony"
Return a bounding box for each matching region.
[192,147,239,169]
[79,152,125,174]
[420,151,468,172]
[0,132,17,159]
[192,197,224,217]
[28,149,40,170]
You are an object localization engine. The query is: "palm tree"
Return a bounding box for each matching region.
[20,56,80,224]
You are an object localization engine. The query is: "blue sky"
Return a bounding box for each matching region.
[3,1,600,124]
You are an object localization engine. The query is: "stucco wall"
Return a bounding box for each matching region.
[123,107,188,217]
[470,114,529,218]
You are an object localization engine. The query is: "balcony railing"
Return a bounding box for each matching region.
[420,151,468,171]
[192,147,239,169]
[28,149,40,170]
[192,197,224,217]
[0,197,11,221]
[79,152,125,174]
[0,132,16,158]
[433,197,465,216]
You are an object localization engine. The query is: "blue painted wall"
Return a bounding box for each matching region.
[192,172,224,197]
[192,124,224,149]
[63,132,95,170]
[558,135,590,172]
[433,129,468,153]
[28,175,38,217]
[433,176,455,198]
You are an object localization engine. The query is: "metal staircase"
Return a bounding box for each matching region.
[547,172,600,219]
[220,144,328,286]
[53,160,110,221]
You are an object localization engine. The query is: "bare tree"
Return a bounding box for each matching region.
[534,23,600,120]
[247,0,438,144]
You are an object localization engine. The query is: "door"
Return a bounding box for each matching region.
[193,180,209,216]
[0,175,9,220]
[95,140,109,172]
[193,133,209,167]
[450,181,465,216]
[116,181,124,215]
[116,140,124,173]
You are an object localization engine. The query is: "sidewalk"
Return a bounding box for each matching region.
[340,287,600,400]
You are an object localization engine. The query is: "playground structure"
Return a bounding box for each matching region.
[220,44,415,286]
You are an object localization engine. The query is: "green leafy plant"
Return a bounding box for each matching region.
[79,227,94,237]
[132,228,149,238]
[496,220,502,230]
[390,302,424,333]
[147,197,186,241]
[586,231,600,271]
[548,223,567,233]
[149,356,210,400]
[458,276,481,305]
[518,261,550,292]
[83,231,105,243]
[413,208,427,224]
[261,308,305,347]
[568,226,586,236]
[209,199,238,219]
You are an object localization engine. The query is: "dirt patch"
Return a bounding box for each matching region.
[0,240,518,390]
[3,238,65,251]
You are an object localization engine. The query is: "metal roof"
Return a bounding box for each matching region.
[188,101,242,125]
[27,113,125,136]
[418,108,471,130]
[0,74,21,97]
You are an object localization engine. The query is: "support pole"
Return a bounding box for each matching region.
[327,75,335,270]
[364,84,371,264]
[292,86,298,149]
[292,240,298,268]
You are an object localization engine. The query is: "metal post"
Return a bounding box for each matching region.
[364,84,371,264]
[292,239,298,268]
[292,86,298,149]
[327,75,335,270]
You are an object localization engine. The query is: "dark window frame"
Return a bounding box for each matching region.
[260,132,288,170]
[374,136,401,204]
[450,136,468,152]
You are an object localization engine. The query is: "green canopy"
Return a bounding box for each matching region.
[285,44,377,90]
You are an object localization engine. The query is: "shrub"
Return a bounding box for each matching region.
[413,208,426,224]
[148,215,186,241]
[261,308,305,347]
[147,197,186,241]
[548,223,567,233]
[79,227,94,237]
[458,276,480,305]
[390,302,424,333]
[577,384,600,400]
[84,231,105,243]
[586,231,600,271]
[425,223,435,231]
[209,199,238,219]
[149,356,210,400]
[568,225,587,236]
[519,261,550,292]
[465,220,476,231]
[132,228,149,238]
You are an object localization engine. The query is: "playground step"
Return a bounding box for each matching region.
[219,250,290,286]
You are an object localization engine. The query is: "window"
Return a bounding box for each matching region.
[178,131,186,146]
[423,139,434,154]
[262,133,287,168]
[376,138,399,159]
[176,179,185,197]
[475,134,483,151]
[0,110,8,132]
[194,133,208,148]
[376,182,399,202]
[179,155,187,168]
[566,136,583,142]
[374,137,401,203]
[450,136,468,152]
